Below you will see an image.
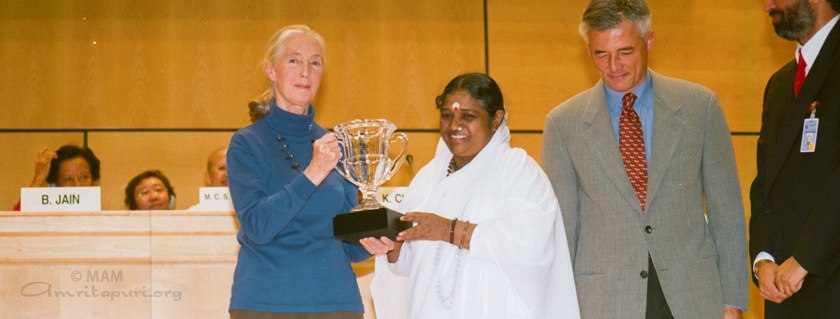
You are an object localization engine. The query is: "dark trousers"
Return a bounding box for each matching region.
[646,255,674,319]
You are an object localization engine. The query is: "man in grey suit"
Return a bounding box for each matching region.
[541,0,749,318]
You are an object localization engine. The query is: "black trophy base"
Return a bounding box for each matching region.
[333,207,412,245]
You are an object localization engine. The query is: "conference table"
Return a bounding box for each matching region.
[0,210,375,318]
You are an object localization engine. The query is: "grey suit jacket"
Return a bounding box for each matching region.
[542,71,749,318]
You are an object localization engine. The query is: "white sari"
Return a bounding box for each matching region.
[370,121,580,319]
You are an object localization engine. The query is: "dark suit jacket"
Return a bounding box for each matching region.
[749,19,840,318]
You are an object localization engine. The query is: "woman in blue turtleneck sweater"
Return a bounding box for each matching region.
[227,25,370,319]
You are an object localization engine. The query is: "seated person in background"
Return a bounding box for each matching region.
[188,148,229,210]
[13,144,101,210]
[124,170,176,210]
[205,148,228,187]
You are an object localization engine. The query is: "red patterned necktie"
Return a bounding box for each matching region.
[619,93,648,211]
[795,48,806,96]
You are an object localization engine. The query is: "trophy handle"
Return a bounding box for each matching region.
[334,139,362,187]
[335,162,361,187]
[385,132,408,181]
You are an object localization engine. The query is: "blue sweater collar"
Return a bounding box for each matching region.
[267,100,316,137]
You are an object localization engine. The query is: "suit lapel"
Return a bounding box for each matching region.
[581,81,645,215]
[645,72,686,211]
[765,20,840,189]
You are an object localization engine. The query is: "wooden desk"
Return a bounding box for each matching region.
[0,211,375,318]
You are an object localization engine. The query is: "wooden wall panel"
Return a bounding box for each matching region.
[87,131,234,210]
[1,0,485,210]
[0,0,484,130]
[509,133,544,164]
[382,132,438,187]
[2,133,85,210]
[486,1,596,131]
[316,2,485,130]
[733,135,759,216]
[650,1,792,133]
[732,135,762,319]
[487,0,793,133]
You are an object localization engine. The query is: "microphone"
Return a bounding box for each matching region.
[405,154,415,175]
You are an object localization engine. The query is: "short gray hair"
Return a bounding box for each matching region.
[579,0,652,43]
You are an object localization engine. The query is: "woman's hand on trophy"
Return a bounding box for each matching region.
[304,133,341,186]
[396,212,451,242]
[359,236,396,255]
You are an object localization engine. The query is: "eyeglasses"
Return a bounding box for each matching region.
[136,188,168,198]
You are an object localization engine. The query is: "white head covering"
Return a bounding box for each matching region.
[371,115,580,318]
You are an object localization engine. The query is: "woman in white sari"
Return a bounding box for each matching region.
[360,73,579,319]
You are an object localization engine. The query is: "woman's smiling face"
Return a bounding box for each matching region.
[439,89,502,168]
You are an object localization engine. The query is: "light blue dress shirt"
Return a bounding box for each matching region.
[604,72,654,163]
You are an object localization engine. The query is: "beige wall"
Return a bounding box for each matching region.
[2,1,795,317]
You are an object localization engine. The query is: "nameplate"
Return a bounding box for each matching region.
[375,186,408,211]
[199,187,234,211]
[20,187,101,212]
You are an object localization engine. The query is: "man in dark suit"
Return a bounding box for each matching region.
[750,0,840,317]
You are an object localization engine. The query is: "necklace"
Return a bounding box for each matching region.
[435,242,464,309]
[446,157,458,177]
[437,160,470,309]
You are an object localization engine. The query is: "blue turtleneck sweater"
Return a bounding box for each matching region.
[227,102,371,313]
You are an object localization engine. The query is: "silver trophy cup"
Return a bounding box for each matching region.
[332,119,411,244]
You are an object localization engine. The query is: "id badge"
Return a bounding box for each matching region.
[800,118,819,153]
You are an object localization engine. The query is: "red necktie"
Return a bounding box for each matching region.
[795,49,806,96]
[619,93,648,211]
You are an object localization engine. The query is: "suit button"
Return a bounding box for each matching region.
[788,202,795,210]
[765,208,772,215]
[640,271,648,278]
[645,226,653,233]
